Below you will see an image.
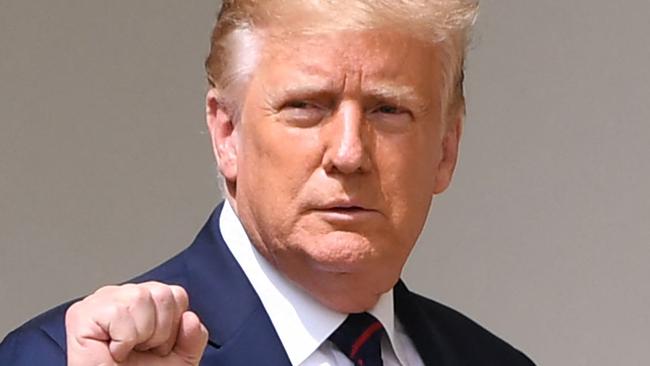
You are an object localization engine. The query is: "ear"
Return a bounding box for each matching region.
[432,108,464,195]
[206,88,239,182]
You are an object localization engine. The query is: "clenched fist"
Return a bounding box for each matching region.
[65,282,208,366]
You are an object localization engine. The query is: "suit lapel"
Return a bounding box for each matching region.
[394,281,464,366]
[181,204,291,366]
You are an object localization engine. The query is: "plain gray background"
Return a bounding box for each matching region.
[1,1,649,364]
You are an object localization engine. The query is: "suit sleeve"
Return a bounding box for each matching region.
[0,326,66,365]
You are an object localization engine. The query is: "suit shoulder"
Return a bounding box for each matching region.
[128,247,190,284]
[0,301,71,365]
[410,292,536,365]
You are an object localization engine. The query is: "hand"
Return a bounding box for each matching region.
[65,282,208,366]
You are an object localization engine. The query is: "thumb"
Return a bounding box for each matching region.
[173,311,209,364]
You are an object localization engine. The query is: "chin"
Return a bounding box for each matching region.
[279,232,406,313]
[301,231,380,273]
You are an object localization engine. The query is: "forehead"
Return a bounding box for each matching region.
[252,29,442,99]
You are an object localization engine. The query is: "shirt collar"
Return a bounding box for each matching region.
[219,200,408,365]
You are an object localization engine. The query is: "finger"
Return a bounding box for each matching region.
[172,311,208,364]
[65,300,115,366]
[170,285,190,312]
[104,285,156,362]
[149,285,190,356]
[65,299,111,343]
[135,283,177,354]
[95,302,139,363]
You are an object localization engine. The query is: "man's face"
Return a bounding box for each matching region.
[208,29,462,312]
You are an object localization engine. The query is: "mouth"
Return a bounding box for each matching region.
[318,206,368,213]
[314,200,373,211]
[309,201,380,221]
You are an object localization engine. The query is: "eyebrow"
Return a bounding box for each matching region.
[270,83,339,97]
[364,84,418,101]
[262,82,340,110]
[363,83,432,113]
[263,72,432,112]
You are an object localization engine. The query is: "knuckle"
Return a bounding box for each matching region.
[105,302,130,319]
[64,301,83,324]
[119,334,138,347]
[149,285,174,305]
[170,285,189,306]
[93,285,119,296]
[123,284,152,305]
[143,280,165,287]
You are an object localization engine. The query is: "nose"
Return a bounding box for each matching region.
[322,102,371,175]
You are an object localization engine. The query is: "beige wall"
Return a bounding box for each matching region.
[1,1,649,364]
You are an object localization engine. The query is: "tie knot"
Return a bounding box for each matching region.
[330,313,385,366]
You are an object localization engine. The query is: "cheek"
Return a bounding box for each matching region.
[377,131,439,191]
[239,120,324,208]
[264,127,323,187]
[375,132,439,235]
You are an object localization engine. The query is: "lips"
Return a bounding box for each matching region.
[315,199,373,212]
[320,206,367,213]
[307,199,381,222]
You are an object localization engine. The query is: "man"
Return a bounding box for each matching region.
[0,1,535,365]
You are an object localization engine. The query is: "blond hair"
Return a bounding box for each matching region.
[205,0,479,116]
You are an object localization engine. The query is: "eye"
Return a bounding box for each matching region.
[279,100,327,126]
[371,103,412,118]
[375,105,403,114]
[282,99,325,111]
[369,104,413,130]
[285,100,314,109]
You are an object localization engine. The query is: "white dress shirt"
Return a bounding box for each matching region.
[219,201,424,366]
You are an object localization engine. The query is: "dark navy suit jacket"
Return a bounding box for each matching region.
[0,204,535,365]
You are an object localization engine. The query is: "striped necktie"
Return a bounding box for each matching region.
[329,312,385,366]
